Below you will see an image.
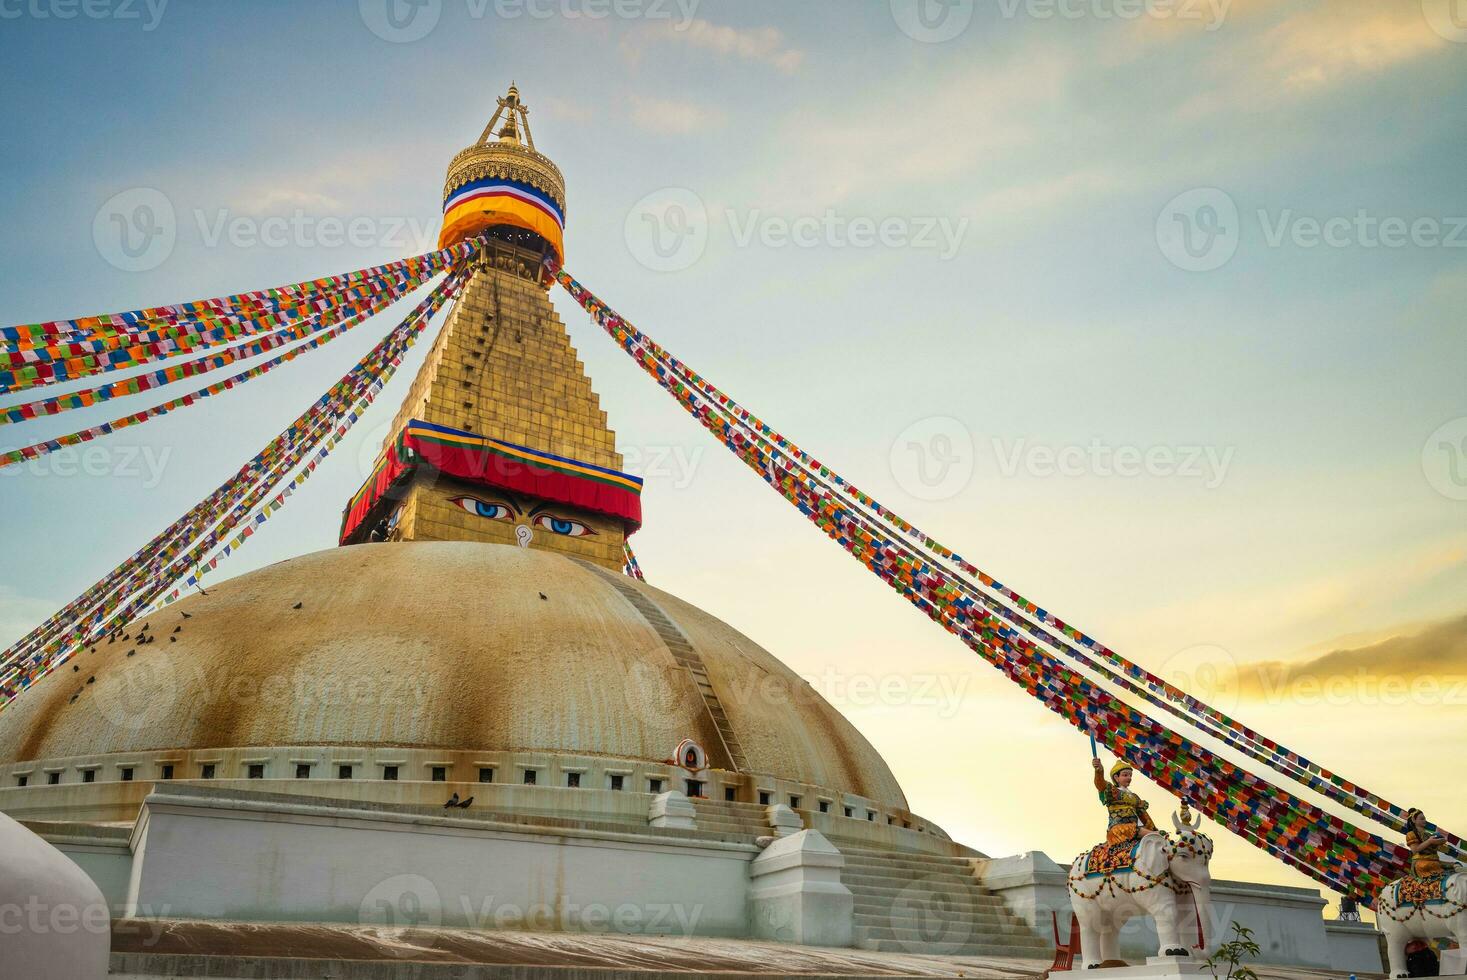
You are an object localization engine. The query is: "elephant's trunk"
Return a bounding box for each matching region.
[1187,884,1212,953]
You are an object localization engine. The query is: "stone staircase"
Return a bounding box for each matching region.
[831,841,1051,958]
[688,798,1049,960]
[577,561,751,772]
[689,797,772,839]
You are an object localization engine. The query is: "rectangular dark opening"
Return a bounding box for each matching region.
[430,766,446,782]
[200,764,216,780]
[819,800,830,813]
[338,765,353,780]
[48,772,61,785]
[758,790,771,806]
[789,795,801,809]
[478,768,494,783]
[160,764,174,780]
[295,764,311,779]
[247,764,264,780]
[82,769,97,783]
[610,774,624,791]
[867,811,875,822]
[843,806,853,818]
[523,769,537,785]
[16,775,27,787]
[724,786,736,802]
[120,768,134,782]
[384,766,399,781]
[567,772,581,788]
[685,779,703,798]
[648,777,663,793]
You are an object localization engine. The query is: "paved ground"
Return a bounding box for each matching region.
[108,919,1375,980]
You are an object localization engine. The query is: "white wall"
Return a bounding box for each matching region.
[124,789,756,938]
[53,841,132,910]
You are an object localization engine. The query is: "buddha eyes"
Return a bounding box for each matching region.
[449,496,514,522]
[447,497,593,537]
[533,514,594,537]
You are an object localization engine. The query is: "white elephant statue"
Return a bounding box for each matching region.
[1067,807,1215,968]
[1376,870,1467,978]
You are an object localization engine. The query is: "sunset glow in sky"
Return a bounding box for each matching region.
[2,0,1466,911]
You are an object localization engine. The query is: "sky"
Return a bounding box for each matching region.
[2,0,1466,914]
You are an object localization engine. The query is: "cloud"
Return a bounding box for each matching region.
[1235,612,1467,697]
[1260,3,1446,90]
[970,167,1129,223]
[233,188,345,214]
[1167,0,1446,118]
[622,18,804,74]
[190,160,407,216]
[628,96,726,134]
[759,51,1072,208]
[1125,535,1467,661]
[538,95,593,123]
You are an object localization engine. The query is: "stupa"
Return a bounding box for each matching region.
[0,87,1393,978]
[0,85,1052,959]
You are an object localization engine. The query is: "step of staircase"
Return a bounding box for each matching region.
[829,843,977,865]
[852,896,1018,921]
[688,800,1046,959]
[841,873,999,897]
[577,561,750,773]
[837,843,1046,959]
[838,857,985,879]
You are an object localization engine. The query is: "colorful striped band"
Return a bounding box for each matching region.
[438,176,565,264]
[341,419,640,543]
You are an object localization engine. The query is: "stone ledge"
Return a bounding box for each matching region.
[109,919,1051,979]
[110,954,924,980]
[134,787,755,859]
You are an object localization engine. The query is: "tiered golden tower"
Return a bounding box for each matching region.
[343,85,639,571]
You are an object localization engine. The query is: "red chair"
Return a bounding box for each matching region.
[1047,910,1082,973]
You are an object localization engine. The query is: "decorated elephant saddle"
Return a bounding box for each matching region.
[1395,873,1449,908]
[1083,838,1144,879]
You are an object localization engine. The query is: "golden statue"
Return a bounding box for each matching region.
[1092,757,1157,845]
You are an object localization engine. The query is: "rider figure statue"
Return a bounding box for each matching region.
[1406,808,1458,878]
[1093,757,1157,845]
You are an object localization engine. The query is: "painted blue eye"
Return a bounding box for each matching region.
[449,496,514,522]
[532,514,594,537]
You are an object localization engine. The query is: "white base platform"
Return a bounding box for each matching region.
[1441,947,1466,977]
[1085,956,1211,979]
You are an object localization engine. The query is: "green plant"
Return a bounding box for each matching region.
[1204,922,1261,980]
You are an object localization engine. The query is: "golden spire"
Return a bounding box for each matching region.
[441,82,566,269]
[479,81,533,149]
